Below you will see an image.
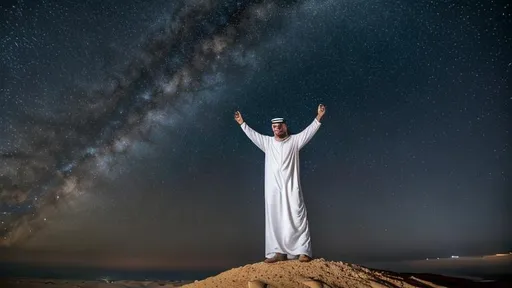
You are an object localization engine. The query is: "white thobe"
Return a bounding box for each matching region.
[240,118,321,259]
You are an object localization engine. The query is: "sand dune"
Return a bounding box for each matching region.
[182,258,446,288]
[2,258,511,288]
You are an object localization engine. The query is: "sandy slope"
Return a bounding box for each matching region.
[181,258,462,288]
[2,258,510,288]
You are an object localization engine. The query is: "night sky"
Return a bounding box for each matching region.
[0,0,510,270]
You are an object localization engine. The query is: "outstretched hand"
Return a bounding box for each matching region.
[234,111,244,125]
[316,104,326,121]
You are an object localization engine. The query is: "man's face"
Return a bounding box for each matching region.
[272,123,288,138]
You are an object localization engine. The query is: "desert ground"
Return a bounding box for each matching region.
[2,257,512,288]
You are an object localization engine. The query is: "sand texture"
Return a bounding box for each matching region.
[181,258,434,288]
[182,258,507,288]
[2,258,511,288]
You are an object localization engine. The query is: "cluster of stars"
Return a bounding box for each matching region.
[0,0,316,246]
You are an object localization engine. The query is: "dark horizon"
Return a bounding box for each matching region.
[1,242,511,272]
[1,255,511,282]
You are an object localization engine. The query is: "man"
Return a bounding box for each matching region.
[234,104,326,263]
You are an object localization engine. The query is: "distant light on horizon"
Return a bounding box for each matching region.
[425,251,512,262]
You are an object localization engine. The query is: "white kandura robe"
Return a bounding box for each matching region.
[240,118,321,259]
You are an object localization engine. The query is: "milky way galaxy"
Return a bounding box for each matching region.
[0,0,306,247]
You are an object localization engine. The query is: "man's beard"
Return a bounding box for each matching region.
[275,131,288,139]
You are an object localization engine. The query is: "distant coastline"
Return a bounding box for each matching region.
[360,253,512,282]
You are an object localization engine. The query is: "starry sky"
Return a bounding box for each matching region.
[0,0,510,270]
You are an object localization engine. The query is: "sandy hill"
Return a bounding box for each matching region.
[181,258,500,288]
[2,258,510,288]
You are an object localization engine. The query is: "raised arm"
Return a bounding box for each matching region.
[294,104,326,149]
[235,111,268,152]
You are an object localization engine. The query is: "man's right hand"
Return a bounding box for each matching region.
[234,111,244,125]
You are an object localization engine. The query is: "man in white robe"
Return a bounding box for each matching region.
[234,104,326,263]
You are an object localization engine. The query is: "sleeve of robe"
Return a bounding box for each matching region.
[240,122,268,152]
[294,118,322,149]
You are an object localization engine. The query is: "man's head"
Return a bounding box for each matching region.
[271,118,288,139]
